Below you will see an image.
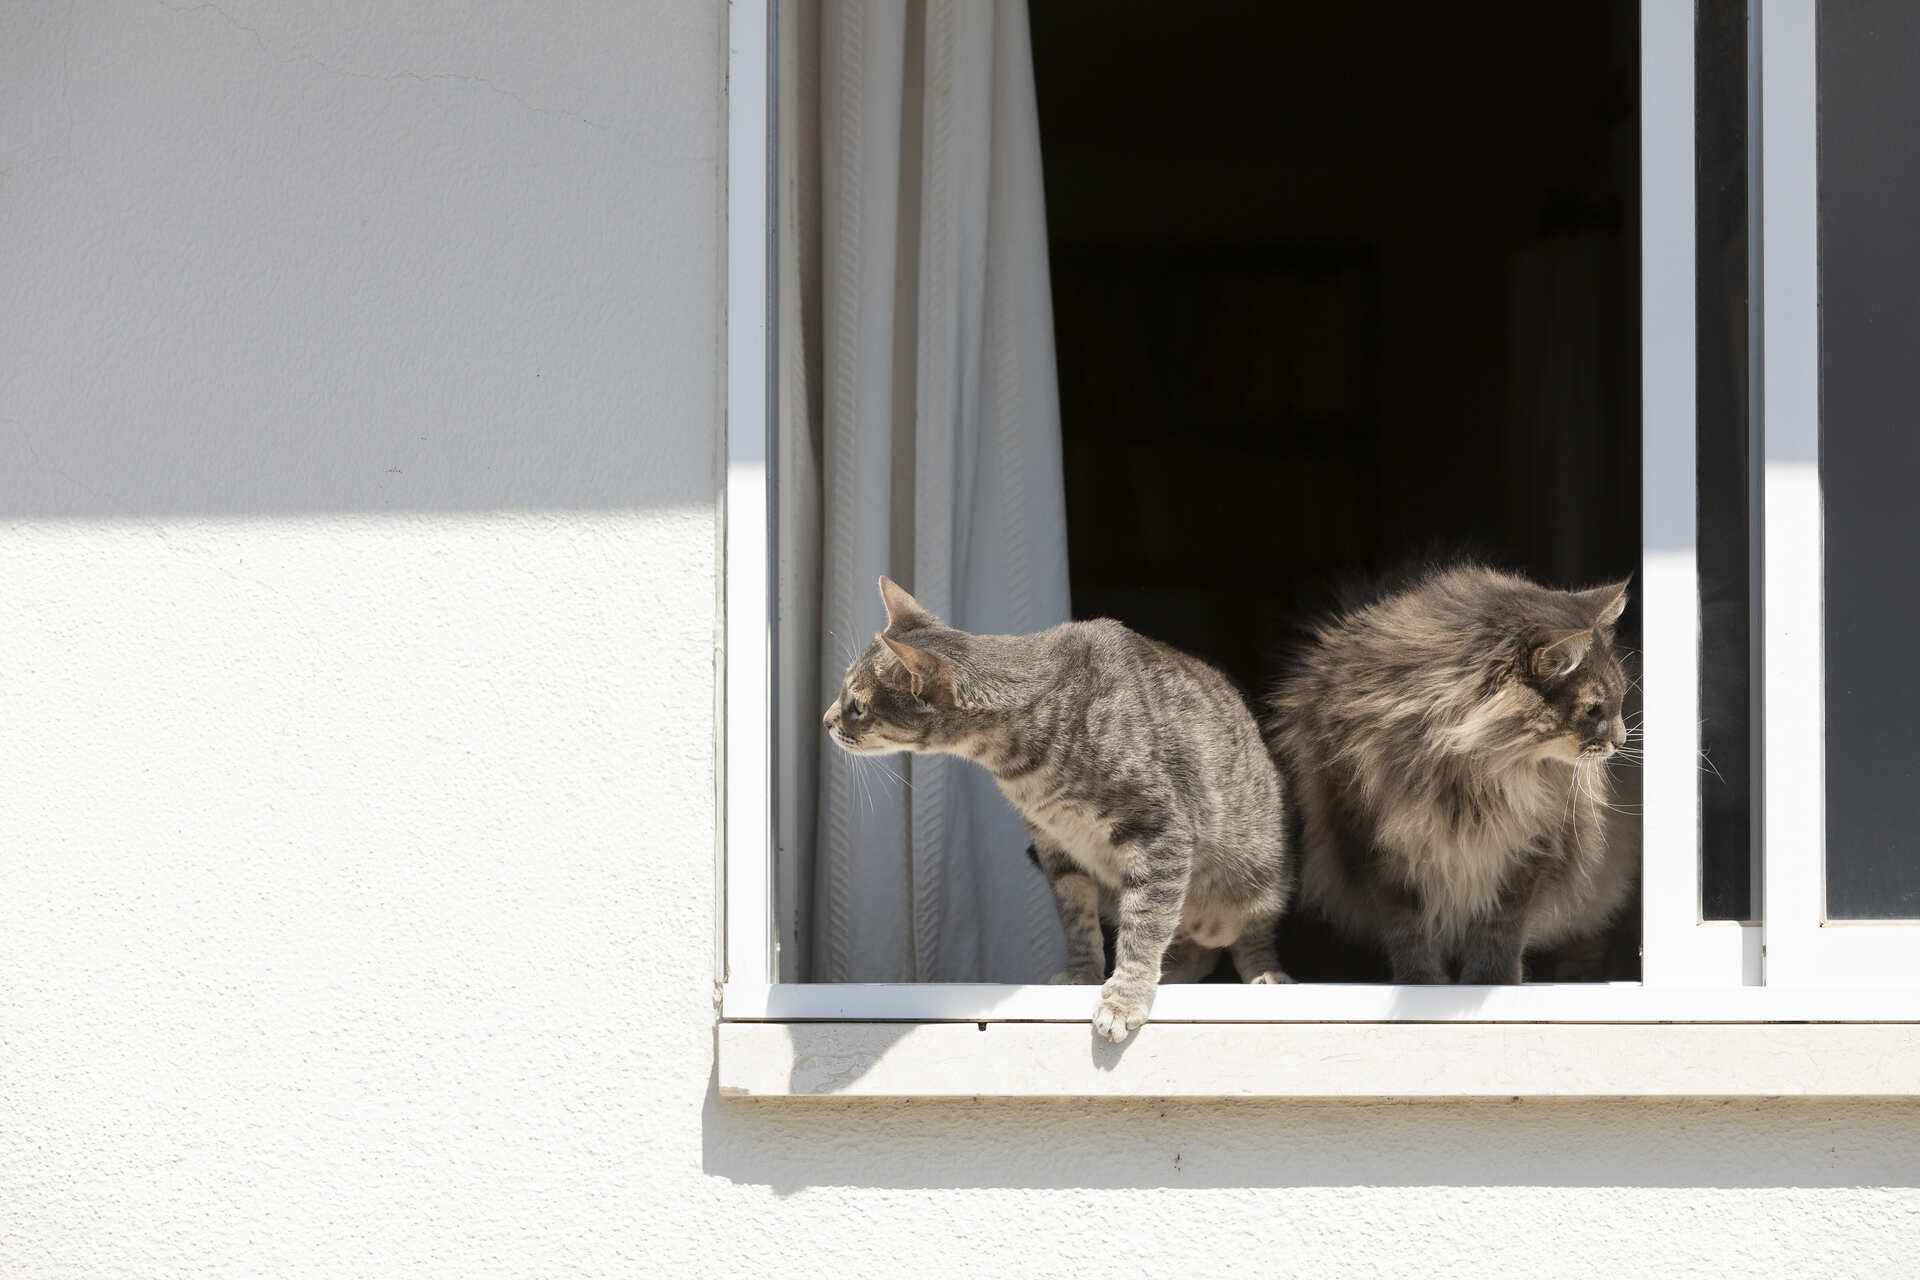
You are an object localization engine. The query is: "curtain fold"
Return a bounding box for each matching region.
[782,0,1071,984]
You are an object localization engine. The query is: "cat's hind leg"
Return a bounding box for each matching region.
[1384,929,1450,984]
[1227,912,1295,985]
[1159,938,1219,983]
[1374,877,1449,983]
[1030,840,1107,984]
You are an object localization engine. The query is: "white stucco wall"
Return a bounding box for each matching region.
[5,2,1920,1276]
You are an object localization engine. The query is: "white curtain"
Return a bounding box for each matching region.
[775,0,1072,984]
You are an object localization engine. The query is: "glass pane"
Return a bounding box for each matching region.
[1695,0,1756,921]
[1820,0,1920,919]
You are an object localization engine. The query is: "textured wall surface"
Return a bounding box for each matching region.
[5,2,1920,1276]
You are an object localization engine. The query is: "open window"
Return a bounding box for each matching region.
[721,0,1920,1051]
[1036,0,1644,983]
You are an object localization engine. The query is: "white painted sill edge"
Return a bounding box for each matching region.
[718,1021,1920,1099]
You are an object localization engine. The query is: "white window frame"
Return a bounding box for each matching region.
[1637,0,1760,990]
[718,0,1920,1055]
[1756,0,1920,987]
[723,0,777,1000]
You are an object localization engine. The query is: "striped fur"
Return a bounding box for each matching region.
[825,578,1293,1041]
[1266,563,1637,984]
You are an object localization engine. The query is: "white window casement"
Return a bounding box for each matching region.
[717,0,1920,1098]
[1757,0,1920,989]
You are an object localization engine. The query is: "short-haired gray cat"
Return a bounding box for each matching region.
[1267,563,1636,984]
[824,578,1293,1041]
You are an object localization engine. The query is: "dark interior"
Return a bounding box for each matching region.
[1029,0,1643,979]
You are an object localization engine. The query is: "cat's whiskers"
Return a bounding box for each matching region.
[1606,743,1721,778]
[851,756,869,816]
[1565,759,1584,854]
[857,754,885,817]
[1581,761,1642,814]
[1695,744,1726,782]
[827,627,862,673]
[864,755,912,792]
[1574,761,1595,831]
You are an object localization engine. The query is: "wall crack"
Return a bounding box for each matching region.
[156,0,618,134]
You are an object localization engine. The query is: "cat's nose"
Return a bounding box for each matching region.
[823,703,841,731]
[1609,719,1627,749]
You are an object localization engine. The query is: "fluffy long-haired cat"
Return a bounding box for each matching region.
[1266,562,1637,984]
[824,578,1293,1041]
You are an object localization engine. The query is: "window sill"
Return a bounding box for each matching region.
[718,1020,1920,1099]
[721,978,1920,1023]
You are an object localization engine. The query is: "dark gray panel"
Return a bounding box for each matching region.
[1820,0,1920,918]
[1697,0,1755,921]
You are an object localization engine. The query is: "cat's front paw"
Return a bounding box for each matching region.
[1091,982,1153,1042]
[1246,969,1295,985]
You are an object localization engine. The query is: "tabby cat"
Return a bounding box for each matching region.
[1266,562,1636,984]
[824,578,1293,1041]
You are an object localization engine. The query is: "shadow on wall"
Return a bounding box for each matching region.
[701,1071,1920,1195]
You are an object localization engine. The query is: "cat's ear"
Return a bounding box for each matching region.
[1573,578,1631,629]
[1531,628,1592,680]
[878,576,935,631]
[883,635,948,699]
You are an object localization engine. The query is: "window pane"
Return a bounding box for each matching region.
[1696,0,1755,921]
[1820,0,1920,919]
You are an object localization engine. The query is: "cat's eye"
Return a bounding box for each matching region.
[845,697,865,719]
